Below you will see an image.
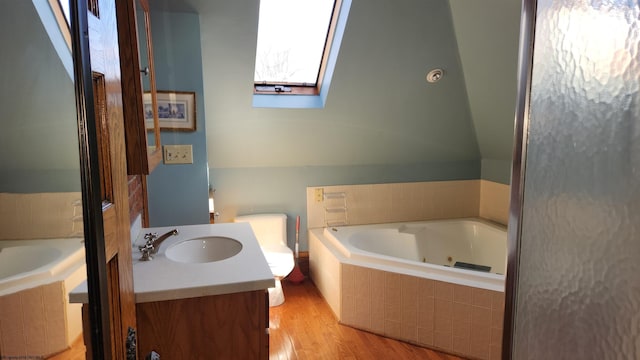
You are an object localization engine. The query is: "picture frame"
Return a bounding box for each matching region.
[144,91,196,131]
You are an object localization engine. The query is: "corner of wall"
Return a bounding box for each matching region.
[481,159,512,185]
[479,180,510,225]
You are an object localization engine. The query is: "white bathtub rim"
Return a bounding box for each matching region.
[343,254,504,292]
[0,238,85,296]
[323,218,506,274]
[324,217,506,236]
[0,245,63,281]
[342,239,506,279]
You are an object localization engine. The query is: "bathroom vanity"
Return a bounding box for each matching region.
[135,289,268,359]
[70,223,274,359]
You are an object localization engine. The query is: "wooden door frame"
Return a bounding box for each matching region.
[71,0,112,357]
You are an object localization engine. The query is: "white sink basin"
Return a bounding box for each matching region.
[165,237,243,264]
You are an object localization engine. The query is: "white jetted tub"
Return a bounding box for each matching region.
[309,218,507,359]
[0,238,86,358]
[325,218,506,283]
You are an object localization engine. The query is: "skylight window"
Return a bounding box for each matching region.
[57,0,71,26]
[254,0,338,94]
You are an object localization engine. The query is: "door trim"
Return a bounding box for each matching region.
[502,0,538,358]
[70,0,112,357]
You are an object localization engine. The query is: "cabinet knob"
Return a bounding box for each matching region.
[140,66,149,76]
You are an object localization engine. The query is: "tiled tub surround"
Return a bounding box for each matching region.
[0,238,86,358]
[342,265,504,360]
[307,180,509,229]
[0,192,84,240]
[307,180,509,359]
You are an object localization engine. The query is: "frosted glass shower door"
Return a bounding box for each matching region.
[511,0,640,359]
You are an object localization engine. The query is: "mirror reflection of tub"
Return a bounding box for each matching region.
[0,193,87,358]
[0,239,86,357]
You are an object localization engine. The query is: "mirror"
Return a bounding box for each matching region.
[0,1,87,357]
[120,0,162,175]
[136,0,161,160]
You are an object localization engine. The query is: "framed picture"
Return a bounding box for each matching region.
[144,91,196,131]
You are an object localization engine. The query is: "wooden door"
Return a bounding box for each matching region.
[86,0,137,358]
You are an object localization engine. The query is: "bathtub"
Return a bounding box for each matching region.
[324,218,506,290]
[309,218,507,360]
[0,238,86,358]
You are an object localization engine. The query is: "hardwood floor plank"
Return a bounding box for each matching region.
[46,336,85,360]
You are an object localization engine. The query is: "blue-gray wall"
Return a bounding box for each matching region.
[146,11,210,226]
[0,1,79,193]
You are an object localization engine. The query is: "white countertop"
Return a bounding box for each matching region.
[70,223,274,304]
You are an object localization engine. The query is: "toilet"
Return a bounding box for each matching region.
[234,213,294,306]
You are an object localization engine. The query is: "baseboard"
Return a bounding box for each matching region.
[297,251,309,276]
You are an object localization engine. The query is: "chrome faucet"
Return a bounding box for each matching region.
[138,229,178,261]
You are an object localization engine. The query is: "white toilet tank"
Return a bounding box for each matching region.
[234,213,287,247]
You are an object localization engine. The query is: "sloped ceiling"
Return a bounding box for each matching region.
[450,0,521,181]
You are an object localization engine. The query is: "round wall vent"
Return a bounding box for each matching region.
[426,68,444,83]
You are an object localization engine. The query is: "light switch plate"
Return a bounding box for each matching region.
[164,145,193,164]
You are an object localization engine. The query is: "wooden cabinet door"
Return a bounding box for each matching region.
[86,0,137,358]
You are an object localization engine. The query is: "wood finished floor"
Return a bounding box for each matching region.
[50,280,465,359]
[47,335,85,360]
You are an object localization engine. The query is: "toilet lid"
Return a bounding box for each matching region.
[261,244,294,277]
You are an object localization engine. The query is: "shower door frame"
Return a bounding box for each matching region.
[502,0,537,358]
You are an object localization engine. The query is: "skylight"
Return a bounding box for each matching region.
[58,0,70,26]
[254,0,337,89]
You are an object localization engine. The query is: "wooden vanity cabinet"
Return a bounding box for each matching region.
[135,290,269,359]
[116,0,162,175]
